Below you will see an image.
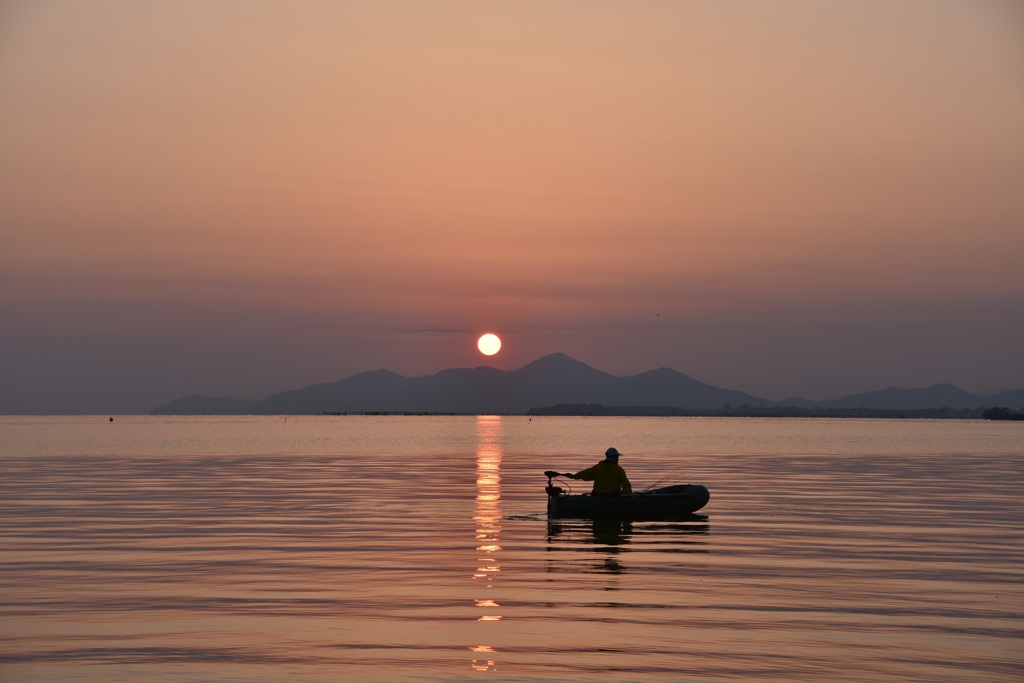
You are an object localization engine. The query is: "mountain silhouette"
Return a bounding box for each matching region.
[985,389,1024,407]
[809,384,979,411]
[150,353,1024,415]
[152,352,768,415]
[250,352,771,414]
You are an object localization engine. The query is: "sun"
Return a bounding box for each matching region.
[477,333,501,356]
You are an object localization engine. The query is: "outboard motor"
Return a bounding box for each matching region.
[543,470,564,497]
[544,471,566,516]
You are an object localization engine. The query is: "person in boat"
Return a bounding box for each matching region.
[563,448,632,496]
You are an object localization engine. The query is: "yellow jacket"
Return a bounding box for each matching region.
[572,460,632,495]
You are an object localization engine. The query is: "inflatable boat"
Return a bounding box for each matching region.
[544,471,709,519]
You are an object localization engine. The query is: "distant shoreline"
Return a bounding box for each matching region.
[312,405,1022,420]
[526,404,991,419]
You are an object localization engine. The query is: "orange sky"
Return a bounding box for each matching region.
[2,1,1023,412]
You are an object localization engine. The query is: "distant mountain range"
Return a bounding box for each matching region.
[780,385,1024,412]
[150,352,1024,416]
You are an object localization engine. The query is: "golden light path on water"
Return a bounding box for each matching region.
[471,415,503,671]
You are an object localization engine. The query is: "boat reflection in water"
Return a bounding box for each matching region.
[546,515,710,576]
[469,415,503,672]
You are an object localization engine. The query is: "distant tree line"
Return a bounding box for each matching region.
[981,407,1024,421]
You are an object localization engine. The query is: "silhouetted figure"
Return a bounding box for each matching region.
[561,447,632,495]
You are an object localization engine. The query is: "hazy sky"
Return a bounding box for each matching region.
[2,1,1023,413]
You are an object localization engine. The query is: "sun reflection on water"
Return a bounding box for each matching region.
[470,415,503,671]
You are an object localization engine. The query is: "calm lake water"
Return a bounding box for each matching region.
[1,416,1021,682]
